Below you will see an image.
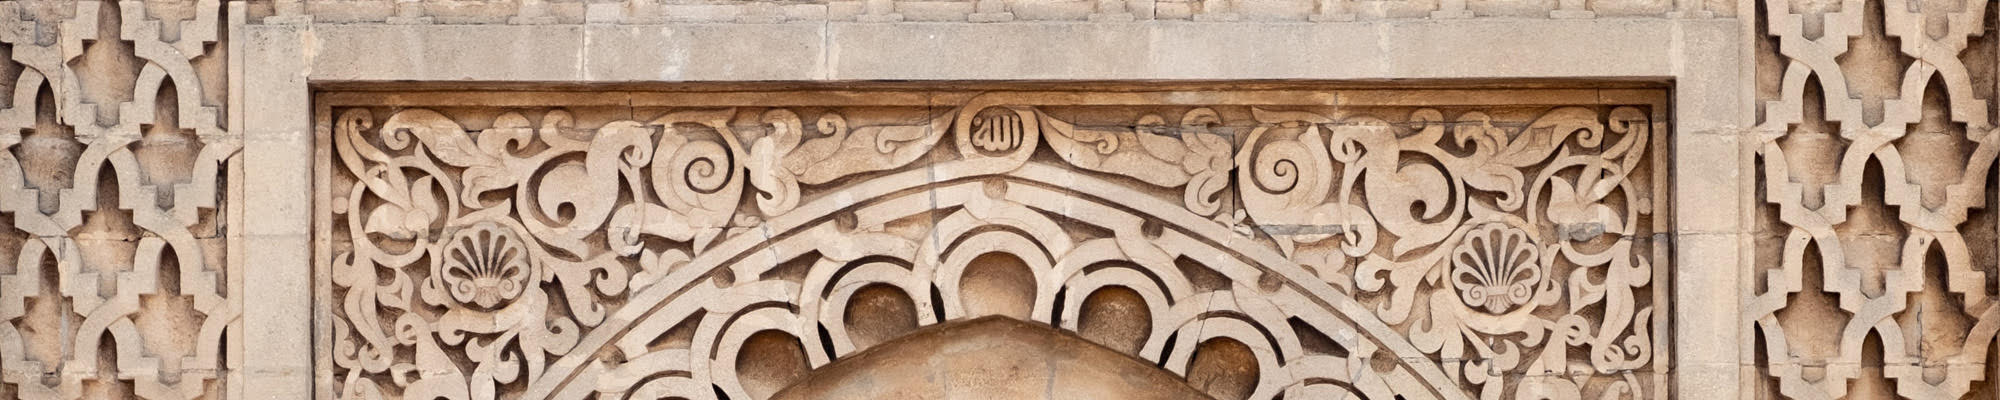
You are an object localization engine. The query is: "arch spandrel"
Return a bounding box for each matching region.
[315,88,1669,400]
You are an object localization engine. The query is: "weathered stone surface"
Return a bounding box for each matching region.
[1748,1,2000,399]
[313,88,1667,399]
[0,1,238,399]
[770,316,1213,400]
[241,0,1719,24]
[0,1,1990,400]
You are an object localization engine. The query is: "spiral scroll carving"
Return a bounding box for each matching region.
[320,90,1666,400]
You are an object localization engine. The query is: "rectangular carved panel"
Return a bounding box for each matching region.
[252,0,1711,24]
[315,87,1668,400]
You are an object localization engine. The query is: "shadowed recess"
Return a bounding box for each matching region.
[772,316,1214,400]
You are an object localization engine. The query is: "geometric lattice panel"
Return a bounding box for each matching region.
[1,2,236,399]
[1750,0,2000,398]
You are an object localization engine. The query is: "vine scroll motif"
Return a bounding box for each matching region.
[254,0,1719,25]
[322,95,1663,400]
[1238,106,1660,399]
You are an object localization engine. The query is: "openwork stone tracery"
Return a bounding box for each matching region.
[317,89,1668,400]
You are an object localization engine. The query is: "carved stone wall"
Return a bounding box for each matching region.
[233,0,1727,24]
[0,0,1992,399]
[1749,0,2000,399]
[0,1,236,400]
[313,89,1667,399]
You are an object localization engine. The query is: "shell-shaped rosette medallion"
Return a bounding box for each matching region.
[1450,223,1544,314]
[438,221,534,310]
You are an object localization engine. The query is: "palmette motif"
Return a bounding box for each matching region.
[324,97,1662,400]
[1240,106,1657,399]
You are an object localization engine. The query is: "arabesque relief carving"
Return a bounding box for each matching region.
[244,0,1719,24]
[0,1,239,400]
[2,0,1997,399]
[318,89,1667,400]
[1750,0,2000,398]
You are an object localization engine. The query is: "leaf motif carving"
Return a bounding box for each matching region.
[381,109,495,169]
[320,98,1662,400]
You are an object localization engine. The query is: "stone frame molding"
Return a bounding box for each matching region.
[236,14,1745,400]
[217,8,1751,400]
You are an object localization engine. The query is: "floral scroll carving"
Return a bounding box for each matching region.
[251,0,1717,25]
[1240,105,1661,399]
[320,90,1666,400]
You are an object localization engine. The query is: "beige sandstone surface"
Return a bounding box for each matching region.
[0,1,1990,400]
